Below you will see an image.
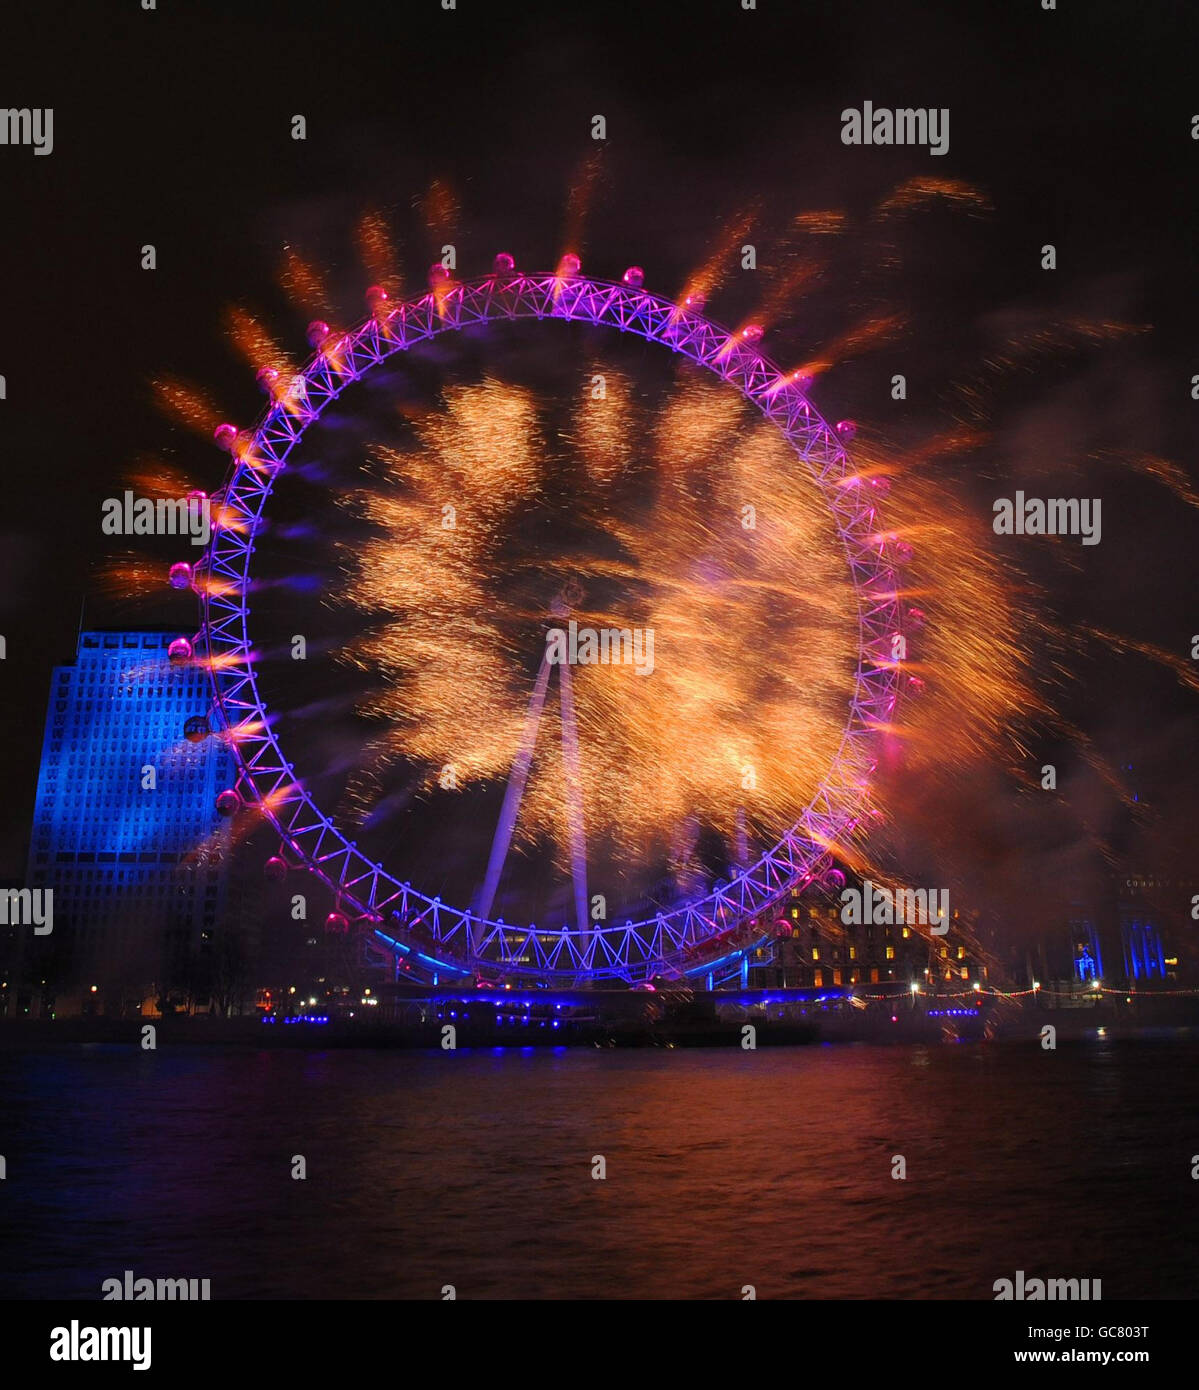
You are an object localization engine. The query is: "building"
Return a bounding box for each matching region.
[22,630,239,1015]
[1067,900,1104,984]
[1055,871,1197,993]
[746,878,988,994]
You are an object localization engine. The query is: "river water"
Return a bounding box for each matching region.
[3,1037,1196,1300]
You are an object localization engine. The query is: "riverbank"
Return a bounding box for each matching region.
[4,987,1197,1048]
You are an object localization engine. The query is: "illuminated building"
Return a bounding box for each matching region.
[1068,904,1103,983]
[746,878,986,993]
[24,630,236,1013]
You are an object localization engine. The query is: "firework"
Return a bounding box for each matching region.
[339,367,859,874]
[129,177,1187,958]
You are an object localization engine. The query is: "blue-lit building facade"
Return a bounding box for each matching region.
[1062,875,1194,992]
[24,631,237,1015]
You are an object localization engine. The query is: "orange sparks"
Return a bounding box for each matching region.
[278,246,332,318]
[355,207,403,294]
[152,377,223,438]
[225,304,297,377]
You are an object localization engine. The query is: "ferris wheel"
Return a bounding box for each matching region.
[171,255,908,985]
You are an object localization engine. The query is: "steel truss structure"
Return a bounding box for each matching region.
[190,266,905,985]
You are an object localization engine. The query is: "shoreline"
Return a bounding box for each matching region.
[3,998,1198,1050]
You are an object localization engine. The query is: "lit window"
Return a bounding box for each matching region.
[885,946,895,960]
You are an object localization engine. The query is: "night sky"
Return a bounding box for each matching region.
[1,0,1196,925]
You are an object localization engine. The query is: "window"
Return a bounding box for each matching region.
[885,946,895,960]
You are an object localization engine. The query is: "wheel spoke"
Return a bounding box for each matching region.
[473,648,553,924]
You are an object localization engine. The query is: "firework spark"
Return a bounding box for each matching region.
[225,304,297,377]
[339,369,858,872]
[152,377,223,439]
[278,245,333,319]
[356,207,404,294]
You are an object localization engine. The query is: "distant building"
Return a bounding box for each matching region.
[1116,875,1192,985]
[23,630,238,1015]
[746,879,987,993]
[1051,871,1196,994]
[1067,902,1104,984]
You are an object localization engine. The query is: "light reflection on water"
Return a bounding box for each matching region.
[2,1039,1196,1300]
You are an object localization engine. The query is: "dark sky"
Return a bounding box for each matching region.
[0,0,1195,901]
